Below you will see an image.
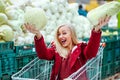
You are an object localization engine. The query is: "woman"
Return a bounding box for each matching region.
[24,15,110,80]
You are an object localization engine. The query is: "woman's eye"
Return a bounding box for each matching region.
[63,32,66,35]
[57,33,60,36]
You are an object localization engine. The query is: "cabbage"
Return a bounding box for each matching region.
[0,39,5,42]
[0,0,6,13]
[5,8,20,20]
[5,7,24,32]
[0,25,14,41]
[24,7,47,30]
[0,13,8,25]
[87,1,120,26]
[5,7,24,20]
[7,20,23,32]
[14,36,25,46]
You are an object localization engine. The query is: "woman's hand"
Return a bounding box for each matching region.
[24,23,39,34]
[24,23,42,39]
[94,15,111,32]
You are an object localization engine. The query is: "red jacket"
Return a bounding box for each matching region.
[34,29,101,80]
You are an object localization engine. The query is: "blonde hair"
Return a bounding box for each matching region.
[54,24,79,58]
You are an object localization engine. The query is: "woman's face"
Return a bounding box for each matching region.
[57,26,73,48]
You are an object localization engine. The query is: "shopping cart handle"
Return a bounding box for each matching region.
[100,42,106,47]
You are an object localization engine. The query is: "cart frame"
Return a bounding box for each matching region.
[12,44,104,80]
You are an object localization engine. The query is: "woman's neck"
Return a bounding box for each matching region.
[67,43,75,53]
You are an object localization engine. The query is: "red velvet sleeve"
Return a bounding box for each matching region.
[34,36,55,60]
[83,29,101,60]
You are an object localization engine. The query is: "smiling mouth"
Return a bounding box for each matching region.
[61,39,66,45]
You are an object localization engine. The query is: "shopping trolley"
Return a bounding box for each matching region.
[11,57,54,80]
[11,43,105,80]
[66,43,105,80]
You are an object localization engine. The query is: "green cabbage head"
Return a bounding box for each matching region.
[24,7,47,30]
[0,25,14,41]
[0,13,8,25]
[87,1,120,26]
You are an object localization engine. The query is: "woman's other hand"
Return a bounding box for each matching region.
[94,15,111,32]
[24,23,42,39]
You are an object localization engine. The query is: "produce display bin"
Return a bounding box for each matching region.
[114,61,120,73]
[0,74,11,80]
[101,35,118,49]
[114,48,120,61]
[101,63,114,79]
[14,44,36,57]
[0,60,1,78]
[102,49,114,65]
[0,53,16,76]
[0,41,14,54]
[0,41,38,79]
[15,54,37,71]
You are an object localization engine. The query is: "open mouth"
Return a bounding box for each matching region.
[61,39,66,45]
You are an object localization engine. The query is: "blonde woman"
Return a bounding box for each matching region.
[24,15,110,80]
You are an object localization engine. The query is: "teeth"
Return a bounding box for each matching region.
[61,40,66,44]
[60,38,66,45]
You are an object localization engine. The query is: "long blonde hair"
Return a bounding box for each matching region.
[54,24,79,58]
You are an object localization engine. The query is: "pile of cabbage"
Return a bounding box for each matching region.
[0,0,92,45]
[1,0,120,45]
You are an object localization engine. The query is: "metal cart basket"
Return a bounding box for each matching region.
[66,45,104,80]
[12,44,104,80]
